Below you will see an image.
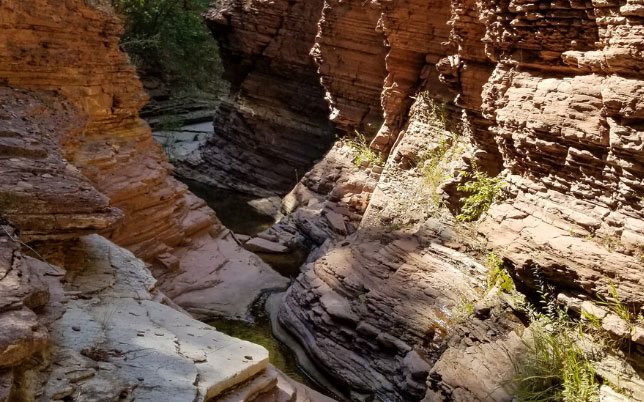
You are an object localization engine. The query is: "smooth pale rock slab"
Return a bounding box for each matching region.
[181,122,214,133]
[245,237,289,254]
[602,314,631,338]
[42,235,269,402]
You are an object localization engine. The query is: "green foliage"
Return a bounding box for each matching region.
[512,281,600,402]
[456,171,505,222]
[419,137,452,189]
[513,318,599,402]
[452,297,475,324]
[110,0,224,93]
[597,280,633,324]
[348,131,385,167]
[487,252,514,293]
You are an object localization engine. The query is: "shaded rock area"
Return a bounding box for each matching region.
[0,226,58,400]
[0,88,122,241]
[278,231,493,401]
[170,0,335,197]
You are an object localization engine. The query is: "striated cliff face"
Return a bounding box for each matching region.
[476,0,644,305]
[172,0,334,196]
[0,1,314,400]
[209,0,644,400]
[290,0,644,317]
[0,0,287,320]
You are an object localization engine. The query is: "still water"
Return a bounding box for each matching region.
[181,178,331,395]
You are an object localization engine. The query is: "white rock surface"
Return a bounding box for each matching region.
[40,234,270,401]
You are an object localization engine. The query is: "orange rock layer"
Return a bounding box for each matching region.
[0,0,286,323]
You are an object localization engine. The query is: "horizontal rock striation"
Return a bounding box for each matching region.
[0,88,122,240]
[0,0,193,257]
[177,0,334,196]
[254,0,644,399]
[278,232,487,401]
[475,0,644,304]
[305,0,644,305]
[311,0,389,136]
[0,0,286,318]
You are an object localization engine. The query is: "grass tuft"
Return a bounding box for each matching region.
[347,131,385,167]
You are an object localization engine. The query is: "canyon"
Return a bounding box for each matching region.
[1,0,644,401]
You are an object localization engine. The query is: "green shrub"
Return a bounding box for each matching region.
[513,317,599,402]
[347,131,384,167]
[456,171,505,222]
[487,251,514,293]
[110,0,224,94]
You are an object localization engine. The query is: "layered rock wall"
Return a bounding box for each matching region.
[0,0,287,319]
[299,0,644,305]
[208,0,644,399]
[0,0,201,257]
[475,0,644,304]
[175,0,334,196]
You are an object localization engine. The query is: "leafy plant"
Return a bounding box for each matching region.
[597,280,633,324]
[456,171,505,222]
[487,251,514,293]
[109,0,224,94]
[347,131,385,167]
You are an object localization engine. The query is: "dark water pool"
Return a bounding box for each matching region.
[181,178,275,235]
[179,177,334,396]
[208,313,320,391]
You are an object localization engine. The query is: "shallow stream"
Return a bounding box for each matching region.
[181,178,337,397]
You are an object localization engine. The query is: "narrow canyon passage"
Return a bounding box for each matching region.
[2,0,644,401]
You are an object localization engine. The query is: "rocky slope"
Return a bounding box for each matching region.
[206,0,644,400]
[0,0,287,320]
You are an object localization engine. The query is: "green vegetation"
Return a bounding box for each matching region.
[598,281,633,324]
[513,315,600,402]
[417,137,457,208]
[487,251,514,293]
[95,0,224,94]
[452,297,476,324]
[456,171,505,222]
[511,278,601,402]
[413,97,464,210]
[157,114,185,131]
[348,131,385,167]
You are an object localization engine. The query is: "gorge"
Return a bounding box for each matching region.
[1,0,644,401]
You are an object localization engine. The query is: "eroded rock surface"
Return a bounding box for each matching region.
[32,234,270,402]
[278,232,491,401]
[0,0,286,318]
[173,0,334,197]
[205,0,644,399]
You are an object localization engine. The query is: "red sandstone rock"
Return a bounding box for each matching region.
[0,0,287,319]
[179,0,334,196]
